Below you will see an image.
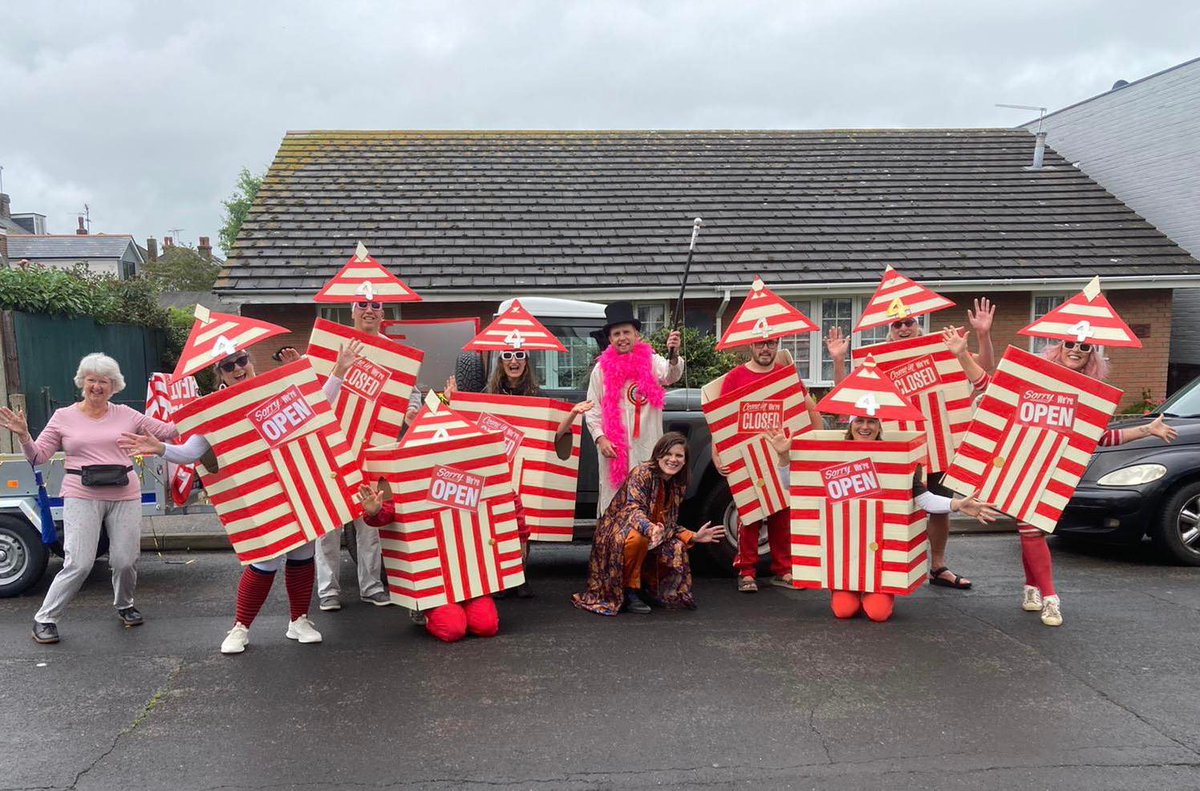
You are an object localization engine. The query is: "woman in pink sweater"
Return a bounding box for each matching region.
[0,353,177,644]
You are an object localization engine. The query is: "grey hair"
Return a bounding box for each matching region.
[74,353,126,394]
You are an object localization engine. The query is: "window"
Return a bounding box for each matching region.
[1030,294,1068,354]
[527,321,600,391]
[633,301,668,336]
[819,298,854,382]
[799,295,929,386]
[779,299,813,380]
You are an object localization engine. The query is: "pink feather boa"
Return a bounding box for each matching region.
[598,341,666,489]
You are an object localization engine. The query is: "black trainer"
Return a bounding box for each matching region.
[622,589,651,615]
[117,607,144,627]
[32,620,59,644]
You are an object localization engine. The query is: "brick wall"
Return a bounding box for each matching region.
[243,288,1173,410]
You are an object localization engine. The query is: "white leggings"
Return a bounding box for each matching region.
[249,542,315,573]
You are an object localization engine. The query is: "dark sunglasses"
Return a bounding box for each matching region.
[1061,341,1094,353]
[751,339,779,348]
[500,351,528,361]
[218,353,250,373]
[890,318,917,329]
[355,300,383,310]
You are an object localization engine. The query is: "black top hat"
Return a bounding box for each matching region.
[590,301,642,350]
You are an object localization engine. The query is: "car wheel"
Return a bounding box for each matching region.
[0,514,49,598]
[698,480,770,576]
[1152,481,1200,566]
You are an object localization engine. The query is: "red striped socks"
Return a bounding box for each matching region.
[235,566,275,627]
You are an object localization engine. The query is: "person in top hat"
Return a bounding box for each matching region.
[584,301,683,514]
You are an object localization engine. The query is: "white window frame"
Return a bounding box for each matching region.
[802,294,928,388]
[1029,293,1069,354]
[632,300,670,336]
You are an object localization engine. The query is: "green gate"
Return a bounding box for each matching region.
[10,312,167,433]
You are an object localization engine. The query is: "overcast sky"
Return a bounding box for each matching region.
[2,0,1195,254]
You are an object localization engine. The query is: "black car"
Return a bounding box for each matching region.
[1057,376,1200,565]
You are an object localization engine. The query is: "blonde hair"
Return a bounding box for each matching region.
[74,353,126,394]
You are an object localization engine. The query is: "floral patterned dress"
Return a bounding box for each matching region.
[572,462,696,615]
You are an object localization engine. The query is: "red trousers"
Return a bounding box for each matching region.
[425,597,500,643]
[734,508,791,578]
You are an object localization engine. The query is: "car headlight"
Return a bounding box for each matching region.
[1096,464,1167,487]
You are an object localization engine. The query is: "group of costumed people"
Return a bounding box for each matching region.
[8,244,1177,649]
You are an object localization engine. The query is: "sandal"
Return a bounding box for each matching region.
[737,576,758,593]
[928,566,972,590]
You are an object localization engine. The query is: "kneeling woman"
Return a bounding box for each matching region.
[120,343,360,653]
[572,432,724,616]
[358,483,500,642]
[833,416,998,622]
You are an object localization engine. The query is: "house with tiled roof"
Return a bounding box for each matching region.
[218,129,1200,406]
[1019,56,1200,391]
[7,229,145,280]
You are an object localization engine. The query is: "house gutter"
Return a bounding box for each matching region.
[714,288,732,337]
[216,274,1200,305]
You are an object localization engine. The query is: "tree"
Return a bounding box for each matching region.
[218,167,264,255]
[646,326,740,388]
[142,244,221,292]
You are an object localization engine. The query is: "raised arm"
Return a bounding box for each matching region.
[3,407,60,466]
[941,327,987,386]
[825,327,849,384]
[967,298,996,373]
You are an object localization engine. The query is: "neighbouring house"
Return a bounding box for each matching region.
[217,130,1200,408]
[1,190,146,279]
[1019,56,1200,392]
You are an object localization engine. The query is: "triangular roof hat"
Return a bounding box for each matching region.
[716,276,819,350]
[816,355,926,422]
[170,305,288,383]
[464,299,567,352]
[853,265,955,334]
[313,242,422,303]
[1018,276,1142,348]
[397,391,486,448]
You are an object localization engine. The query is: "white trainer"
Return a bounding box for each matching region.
[1040,596,1063,627]
[1022,585,1043,612]
[285,614,323,644]
[220,623,250,655]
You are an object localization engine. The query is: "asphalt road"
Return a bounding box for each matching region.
[2,536,1199,791]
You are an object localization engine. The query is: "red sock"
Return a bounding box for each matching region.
[1019,528,1056,597]
[862,592,895,623]
[830,590,862,619]
[235,566,275,627]
[284,558,315,621]
[464,596,500,638]
[426,603,468,642]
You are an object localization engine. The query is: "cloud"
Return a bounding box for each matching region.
[1,0,1196,254]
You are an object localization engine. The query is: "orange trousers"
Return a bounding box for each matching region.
[623,530,650,589]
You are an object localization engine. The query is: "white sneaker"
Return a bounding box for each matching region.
[220,623,250,655]
[1022,585,1043,612]
[285,614,323,644]
[1040,596,1063,627]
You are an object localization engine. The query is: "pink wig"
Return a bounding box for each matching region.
[1040,341,1110,381]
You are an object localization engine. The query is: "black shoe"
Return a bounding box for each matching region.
[32,621,59,644]
[117,607,144,627]
[622,590,651,615]
[515,582,534,599]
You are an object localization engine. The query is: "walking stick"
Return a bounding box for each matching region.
[668,217,703,364]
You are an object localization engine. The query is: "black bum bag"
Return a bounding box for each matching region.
[66,465,134,487]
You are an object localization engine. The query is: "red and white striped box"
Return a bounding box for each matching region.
[173,359,364,565]
[941,345,1123,533]
[790,430,929,594]
[450,391,581,542]
[306,319,424,453]
[364,432,525,610]
[867,333,974,473]
[701,365,813,524]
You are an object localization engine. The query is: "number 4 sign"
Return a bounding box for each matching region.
[1068,320,1094,343]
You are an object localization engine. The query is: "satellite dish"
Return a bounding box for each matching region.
[1111,79,1130,90]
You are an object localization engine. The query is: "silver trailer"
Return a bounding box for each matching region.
[0,453,172,597]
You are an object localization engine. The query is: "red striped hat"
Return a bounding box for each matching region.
[399,391,486,447]
[169,305,288,383]
[313,242,422,304]
[1018,276,1141,348]
[816,355,926,422]
[716,277,819,350]
[853,266,955,333]
[464,299,567,352]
